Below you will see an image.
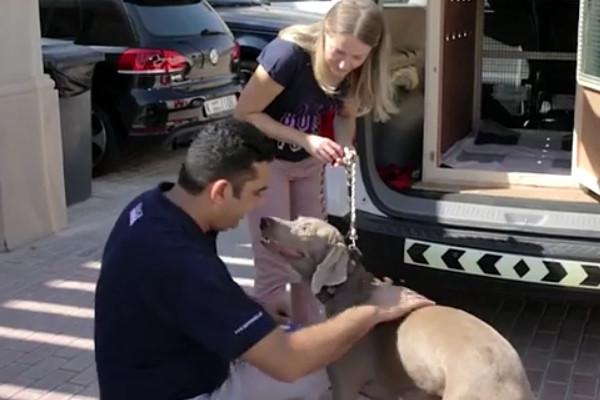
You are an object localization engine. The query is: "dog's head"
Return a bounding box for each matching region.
[259,216,350,298]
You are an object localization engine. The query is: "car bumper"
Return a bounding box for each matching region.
[126,80,242,137]
[328,211,600,302]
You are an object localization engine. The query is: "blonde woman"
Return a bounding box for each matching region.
[234,0,399,327]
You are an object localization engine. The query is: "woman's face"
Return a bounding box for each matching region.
[323,33,372,79]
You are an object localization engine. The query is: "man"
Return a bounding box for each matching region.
[94,119,433,400]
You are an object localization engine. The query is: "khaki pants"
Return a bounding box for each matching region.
[188,361,329,400]
[247,157,327,326]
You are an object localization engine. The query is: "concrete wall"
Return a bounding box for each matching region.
[0,0,67,251]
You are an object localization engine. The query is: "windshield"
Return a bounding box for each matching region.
[132,1,229,37]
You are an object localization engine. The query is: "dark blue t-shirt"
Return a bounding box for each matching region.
[94,182,277,400]
[258,38,345,162]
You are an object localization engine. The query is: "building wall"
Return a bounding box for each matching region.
[0,0,67,251]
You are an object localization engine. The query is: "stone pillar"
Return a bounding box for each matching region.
[0,0,67,251]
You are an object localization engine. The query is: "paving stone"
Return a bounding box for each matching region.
[20,357,69,380]
[546,361,573,384]
[68,365,96,387]
[59,352,94,373]
[7,386,49,400]
[0,363,30,382]
[72,381,98,399]
[17,346,58,366]
[38,383,85,400]
[569,374,599,398]
[0,349,25,369]
[540,381,567,400]
[0,378,36,398]
[37,369,77,390]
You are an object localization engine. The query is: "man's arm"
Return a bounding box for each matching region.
[241,279,435,383]
[241,305,378,382]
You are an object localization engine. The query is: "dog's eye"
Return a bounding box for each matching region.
[296,225,311,235]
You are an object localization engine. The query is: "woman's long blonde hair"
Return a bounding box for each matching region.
[278,0,398,122]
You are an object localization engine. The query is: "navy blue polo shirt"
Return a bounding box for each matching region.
[94,182,277,400]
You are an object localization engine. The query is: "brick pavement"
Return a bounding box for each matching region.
[0,149,194,399]
[427,290,600,400]
[1,147,598,400]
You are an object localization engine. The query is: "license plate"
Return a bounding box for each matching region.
[204,95,237,116]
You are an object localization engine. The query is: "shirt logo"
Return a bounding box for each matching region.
[129,202,144,226]
[278,102,338,154]
[234,311,264,335]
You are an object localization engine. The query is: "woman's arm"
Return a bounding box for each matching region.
[335,97,359,149]
[234,65,344,163]
[234,65,310,148]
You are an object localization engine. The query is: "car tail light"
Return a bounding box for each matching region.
[231,42,240,62]
[118,48,188,74]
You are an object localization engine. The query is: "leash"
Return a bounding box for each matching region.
[340,147,359,254]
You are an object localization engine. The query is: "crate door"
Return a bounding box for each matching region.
[439,0,478,154]
[573,87,600,196]
[574,0,600,196]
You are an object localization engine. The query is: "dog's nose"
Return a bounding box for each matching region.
[259,217,270,230]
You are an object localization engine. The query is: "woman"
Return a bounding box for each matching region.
[234,0,399,326]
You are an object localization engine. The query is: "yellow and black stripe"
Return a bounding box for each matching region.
[404,239,600,290]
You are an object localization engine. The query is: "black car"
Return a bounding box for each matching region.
[208,0,321,83]
[39,0,243,176]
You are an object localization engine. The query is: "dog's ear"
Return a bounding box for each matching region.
[311,242,349,294]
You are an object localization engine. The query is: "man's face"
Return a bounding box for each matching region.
[213,162,270,231]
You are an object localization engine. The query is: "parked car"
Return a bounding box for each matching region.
[39,0,243,176]
[207,0,321,83]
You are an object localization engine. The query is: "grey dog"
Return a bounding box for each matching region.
[259,215,536,400]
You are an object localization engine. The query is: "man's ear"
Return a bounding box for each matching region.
[311,242,349,294]
[208,180,232,205]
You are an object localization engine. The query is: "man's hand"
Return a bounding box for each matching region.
[366,278,435,324]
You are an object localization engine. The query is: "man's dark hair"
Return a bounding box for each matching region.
[177,118,275,197]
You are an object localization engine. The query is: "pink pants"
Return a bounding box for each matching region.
[247,156,327,326]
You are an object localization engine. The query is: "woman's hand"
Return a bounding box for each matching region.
[366,278,435,324]
[261,298,292,325]
[332,146,356,167]
[302,134,345,164]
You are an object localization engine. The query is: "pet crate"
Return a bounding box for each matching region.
[421,0,580,188]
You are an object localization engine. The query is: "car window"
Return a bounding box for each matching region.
[39,0,83,39]
[78,0,136,46]
[129,0,228,37]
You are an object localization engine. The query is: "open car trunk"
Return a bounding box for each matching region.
[357,0,600,239]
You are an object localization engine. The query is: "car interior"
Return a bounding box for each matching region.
[355,0,600,238]
[369,0,592,196]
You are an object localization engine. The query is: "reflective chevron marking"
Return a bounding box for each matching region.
[403,239,600,290]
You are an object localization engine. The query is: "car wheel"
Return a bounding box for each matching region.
[240,59,258,85]
[91,105,120,178]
